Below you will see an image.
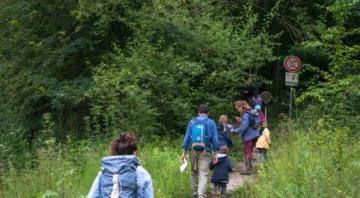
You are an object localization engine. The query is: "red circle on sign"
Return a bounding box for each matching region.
[284,55,301,73]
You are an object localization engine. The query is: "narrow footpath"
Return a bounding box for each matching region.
[227,162,256,192]
[208,161,257,197]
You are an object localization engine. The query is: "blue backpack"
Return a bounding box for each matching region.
[191,118,208,151]
[97,157,138,198]
[247,111,261,129]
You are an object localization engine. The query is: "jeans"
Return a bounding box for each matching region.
[190,151,211,198]
[243,140,256,161]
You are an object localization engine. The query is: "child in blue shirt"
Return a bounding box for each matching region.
[210,146,232,198]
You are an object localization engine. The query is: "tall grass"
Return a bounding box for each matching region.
[0,139,102,198]
[0,138,192,197]
[1,122,359,198]
[139,140,191,197]
[241,124,360,198]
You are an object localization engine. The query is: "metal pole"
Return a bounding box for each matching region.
[289,86,292,119]
[265,106,267,121]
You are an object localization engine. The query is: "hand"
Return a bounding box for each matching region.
[212,154,218,164]
[180,153,186,164]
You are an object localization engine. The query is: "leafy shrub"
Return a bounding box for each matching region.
[247,122,360,198]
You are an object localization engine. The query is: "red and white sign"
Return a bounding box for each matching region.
[284,55,301,73]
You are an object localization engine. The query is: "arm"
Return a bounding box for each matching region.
[231,113,250,136]
[180,120,193,162]
[210,120,219,163]
[87,171,101,198]
[137,166,154,198]
[182,120,193,151]
[142,179,154,198]
[210,120,219,152]
[228,159,233,172]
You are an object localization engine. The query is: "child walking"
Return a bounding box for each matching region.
[217,114,233,148]
[210,146,232,198]
[256,121,271,162]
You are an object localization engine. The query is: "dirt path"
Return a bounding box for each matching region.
[227,162,256,192]
[208,162,257,197]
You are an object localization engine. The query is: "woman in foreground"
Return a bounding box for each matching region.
[87,133,153,198]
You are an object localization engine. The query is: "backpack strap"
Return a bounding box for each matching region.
[111,174,121,198]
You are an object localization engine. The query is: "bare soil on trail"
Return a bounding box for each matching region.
[227,162,256,192]
[207,162,257,197]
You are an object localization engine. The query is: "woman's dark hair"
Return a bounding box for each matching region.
[110,133,138,155]
[198,104,209,114]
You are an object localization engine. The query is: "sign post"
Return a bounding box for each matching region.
[260,91,272,121]
[285,72,299,86]
[284,55,301,119]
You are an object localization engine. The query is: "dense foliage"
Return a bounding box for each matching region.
[0,0,359,197]
[1,0,278,158]
[297,0,360,133]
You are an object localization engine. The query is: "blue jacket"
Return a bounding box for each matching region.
[210,154,232,183]
[182,115,219,152]
[232,112,260,142]
[217,124,233,148]
[87,155,153,198]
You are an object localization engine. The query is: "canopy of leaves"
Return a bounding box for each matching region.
[0,0,276,158]
[0,0,359,158]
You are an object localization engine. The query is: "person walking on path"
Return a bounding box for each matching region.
[180,104,220,198]
[231,100,260,175]
[256,121,271,162]
[87,133,153,198]
[217,114,233,148]
[210,146,232,198]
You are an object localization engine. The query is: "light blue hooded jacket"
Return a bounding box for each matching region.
[87,155,153,198]
[232,112,260,142]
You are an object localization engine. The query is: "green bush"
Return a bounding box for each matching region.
[0,0,275,159]
[247,124,360,198]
